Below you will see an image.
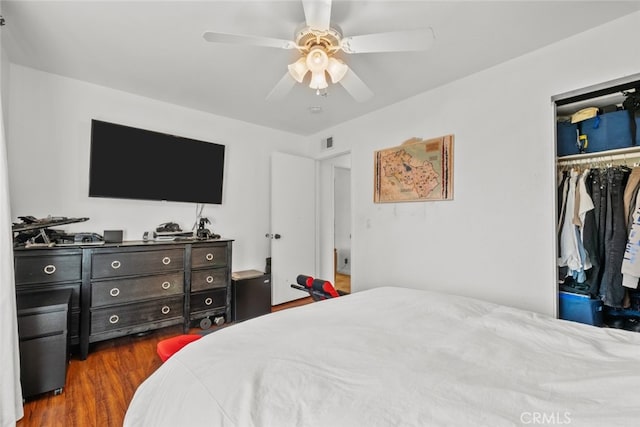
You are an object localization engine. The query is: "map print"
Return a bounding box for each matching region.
[374,135,453,202]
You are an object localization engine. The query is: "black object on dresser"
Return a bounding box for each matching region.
[232,270,271,322]
[14,239,233,360]
[16,289,72,398]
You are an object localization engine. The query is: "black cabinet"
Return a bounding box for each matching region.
[17,289,72,398]
[232,270,271,322]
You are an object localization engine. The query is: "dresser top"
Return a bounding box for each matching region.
[14,238,234,252]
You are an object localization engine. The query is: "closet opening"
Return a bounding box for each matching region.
[553,73,640,332]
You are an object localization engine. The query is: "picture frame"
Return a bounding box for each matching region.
[374,134,454,203]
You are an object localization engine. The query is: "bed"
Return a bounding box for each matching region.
[124,287,640,426]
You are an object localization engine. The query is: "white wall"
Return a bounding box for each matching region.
[6,65,308,272]
[311,11,640,316]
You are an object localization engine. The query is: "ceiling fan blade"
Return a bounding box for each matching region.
[339,67,373,103]
[203,31,296,50]
[302,0,332,31]
[266,72,297,101]
[341,28,435,54]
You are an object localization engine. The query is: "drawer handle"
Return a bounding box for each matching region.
[161,281,171,290]
[162,257,171,265]
[111,260,121,269]
[109,287,120,297]
[206,275,214,284]
[161,306,171,315]
[205,253,214,261]
[43,264,56,275]
[205,297,213,306]
[109,314,119,324]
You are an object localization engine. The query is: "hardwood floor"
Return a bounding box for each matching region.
[335,272,351,294]
[18,327,175,427]
[17,298,313,427]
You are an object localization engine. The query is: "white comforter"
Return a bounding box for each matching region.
[124,287,640,427]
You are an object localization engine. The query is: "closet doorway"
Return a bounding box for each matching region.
[553,73,640,329]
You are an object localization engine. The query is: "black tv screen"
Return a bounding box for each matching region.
[89,119,225,204]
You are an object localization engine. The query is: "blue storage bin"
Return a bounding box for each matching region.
[556,121,579,156]
[559,291,603,326]
[581,110,640,153]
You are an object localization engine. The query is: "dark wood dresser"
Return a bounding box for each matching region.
[14,239,233,360]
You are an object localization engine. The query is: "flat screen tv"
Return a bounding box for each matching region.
[89,120,225,204]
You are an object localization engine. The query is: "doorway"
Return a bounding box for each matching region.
[334,166,351,294]
[319,152,352,293]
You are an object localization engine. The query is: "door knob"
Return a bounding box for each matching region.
[274,234,281,239]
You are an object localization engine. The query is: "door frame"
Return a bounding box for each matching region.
[317,151,352,289]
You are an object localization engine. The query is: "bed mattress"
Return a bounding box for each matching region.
[124,287,640,426]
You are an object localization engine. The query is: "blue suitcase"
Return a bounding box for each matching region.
[581,110,640,153]
[556,121,579,156]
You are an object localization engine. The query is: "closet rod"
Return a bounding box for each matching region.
[557,146,640,166]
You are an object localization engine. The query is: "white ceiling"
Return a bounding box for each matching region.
[3,1,640,136]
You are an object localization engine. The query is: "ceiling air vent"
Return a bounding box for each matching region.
[322,136,334,151]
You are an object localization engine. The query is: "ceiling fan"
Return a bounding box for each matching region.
[202,0,435,102]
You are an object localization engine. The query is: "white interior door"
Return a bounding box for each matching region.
[270,152,316,305]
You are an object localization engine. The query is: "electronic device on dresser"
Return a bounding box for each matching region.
[152,222,193,241]
[196,217,220,240]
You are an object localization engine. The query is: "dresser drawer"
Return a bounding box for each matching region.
[91,273,184,308]
[18,310,68,340]
[190,289,227,313]
[191,245,227,269]
[191,268,227,292]
[92,249,184,278]
[90,296,184,334]
[15,254,82,285]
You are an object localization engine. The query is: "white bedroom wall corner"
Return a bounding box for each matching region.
[304,10,640,316]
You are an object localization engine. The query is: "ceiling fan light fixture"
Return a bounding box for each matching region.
[306,46,329,73]
[326,57,348,83]
[309,70,328,90]
[287,57,309,83]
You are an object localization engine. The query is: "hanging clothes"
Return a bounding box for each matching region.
[623,167,640,229]
[582,169,602,296]
[599,166,630,307]
[622,193,640,289]
[558,170,582,273]
[557,164,632,307]
[558,168,594,284]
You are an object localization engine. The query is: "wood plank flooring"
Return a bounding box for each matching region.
[17,297,313,427]
[335,272,351,294]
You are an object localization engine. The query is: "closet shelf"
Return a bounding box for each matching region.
[557,146,640,165]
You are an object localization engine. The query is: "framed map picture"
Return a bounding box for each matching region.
[374,134,454,203]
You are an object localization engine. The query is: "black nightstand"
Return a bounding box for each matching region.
[17,289,72,398]
[232,270,271,322]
